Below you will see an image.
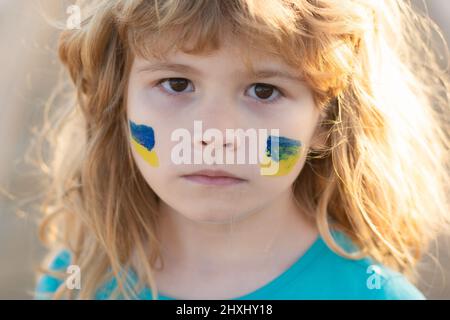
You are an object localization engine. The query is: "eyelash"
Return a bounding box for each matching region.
[154,78,285,105]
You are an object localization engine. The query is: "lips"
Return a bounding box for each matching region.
[181,169,247,186]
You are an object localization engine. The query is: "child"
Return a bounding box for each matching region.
[35,0,449,299]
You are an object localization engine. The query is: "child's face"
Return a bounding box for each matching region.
[127,39,322,223]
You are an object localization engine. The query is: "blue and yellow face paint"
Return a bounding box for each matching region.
[260,135,302,176]
[129,120,159,167]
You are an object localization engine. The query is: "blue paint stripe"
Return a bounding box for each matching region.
[267,135,302,162]
[129,120,156,151]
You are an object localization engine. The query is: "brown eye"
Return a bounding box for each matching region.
[168,78,189,91]
[247,83,282,105]
[254,83,274,99]
[159,78,193,95]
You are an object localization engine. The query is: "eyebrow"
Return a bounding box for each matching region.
[251,69,304,82]
[137,62,304,82]
[138,62,199,76]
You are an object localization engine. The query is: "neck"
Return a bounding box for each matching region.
[156,189,318,271]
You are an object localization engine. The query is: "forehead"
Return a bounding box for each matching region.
[132,33,304,80]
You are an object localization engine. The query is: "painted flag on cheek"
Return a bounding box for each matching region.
[129,120,159,167]
[260,135,302,176]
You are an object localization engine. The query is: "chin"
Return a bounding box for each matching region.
[180,204,250,224]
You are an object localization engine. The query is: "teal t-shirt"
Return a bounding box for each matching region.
[35,232,425,300]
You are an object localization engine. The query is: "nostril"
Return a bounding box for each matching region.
[224,142,234,149]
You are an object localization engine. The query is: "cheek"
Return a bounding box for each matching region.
[129,120,160,168]
[248,153,306,213]
[260,135,304,177]
[127,89,178,171]
[257,103,319,177]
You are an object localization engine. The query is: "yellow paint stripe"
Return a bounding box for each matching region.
[259,151,301,176]
[131,138,159,167]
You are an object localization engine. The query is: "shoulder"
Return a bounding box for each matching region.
[362,263,425,300]
[370,268,426,300]
[34,249,139,300]
[35,249,72,299]
[312,233,425,300]
[325,252,425,299]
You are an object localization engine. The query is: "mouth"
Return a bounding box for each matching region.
[181,169,247,186]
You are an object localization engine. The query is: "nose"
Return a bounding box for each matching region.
[197,132,238,149]
[193,124,240,153]
[191,94,241,154]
